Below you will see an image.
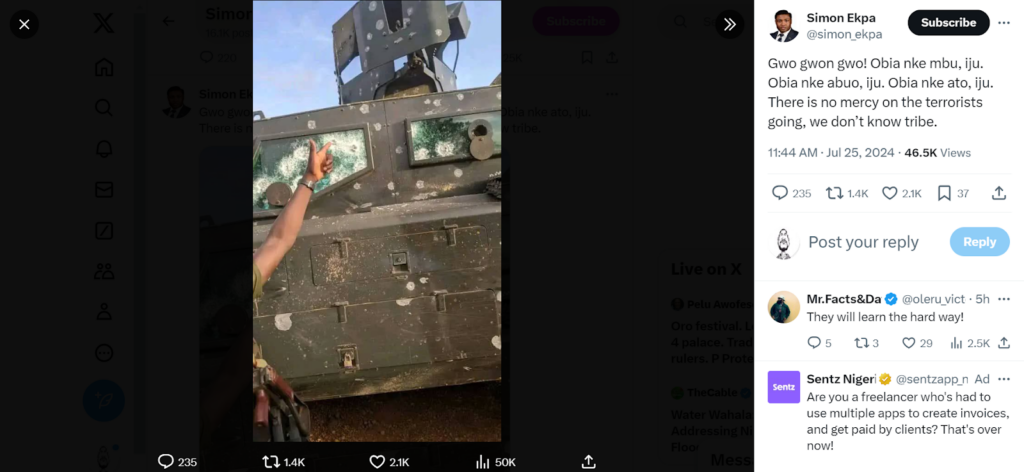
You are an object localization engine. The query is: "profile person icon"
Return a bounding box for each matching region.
[97,303,112,320]
[97,446,110,470]
[777,229,791,260]
[771,10,798,42]
[164,86,191,118]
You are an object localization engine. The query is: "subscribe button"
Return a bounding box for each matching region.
[909,10,990,35]
[950,227,1009,256]
[533,7,619,36]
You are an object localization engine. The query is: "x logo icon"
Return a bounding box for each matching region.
[94,12,113,33]
[19,19,30,30]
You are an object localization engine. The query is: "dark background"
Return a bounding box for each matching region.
[8,1,753,470]
[502,1,754,469]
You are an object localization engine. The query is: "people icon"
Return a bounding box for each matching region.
[94,263,115,280]
[97,303,112,320]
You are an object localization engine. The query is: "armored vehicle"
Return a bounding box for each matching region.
[251,1,502,402]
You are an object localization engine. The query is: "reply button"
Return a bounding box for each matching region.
[950,227,1009,256]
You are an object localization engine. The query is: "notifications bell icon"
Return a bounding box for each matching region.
[96,140,112,158]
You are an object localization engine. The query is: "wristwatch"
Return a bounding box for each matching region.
[297,178,316,192]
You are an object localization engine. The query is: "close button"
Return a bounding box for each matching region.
[10,10,39,39]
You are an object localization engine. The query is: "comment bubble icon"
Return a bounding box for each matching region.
[773,185,788,200]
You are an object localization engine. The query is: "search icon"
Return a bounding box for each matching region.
[674,15,686,27]
[95,99,113,116]
[157,454,174,469]
[808,336,821,349]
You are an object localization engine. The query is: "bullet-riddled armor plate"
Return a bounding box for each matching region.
[250,2,500,401]
[333,1,471,104]
[354,1,451,73]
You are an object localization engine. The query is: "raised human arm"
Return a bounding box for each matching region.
[253,140,334,282]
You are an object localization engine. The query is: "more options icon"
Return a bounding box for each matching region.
[96,343,114,362]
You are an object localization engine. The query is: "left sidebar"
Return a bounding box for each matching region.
[6,4,137,470]
[83,5,138,471]
[10,2,253,469]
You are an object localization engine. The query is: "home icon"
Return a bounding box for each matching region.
[95,58,113,77]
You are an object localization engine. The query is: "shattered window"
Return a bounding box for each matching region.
[410,111,501,165]
[253,130,369,212]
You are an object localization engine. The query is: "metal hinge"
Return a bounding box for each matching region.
[331,301,349,323]
[433,290,449,312]
[443,223,459,246]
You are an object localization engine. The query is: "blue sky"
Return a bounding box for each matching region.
[254,1,502,118]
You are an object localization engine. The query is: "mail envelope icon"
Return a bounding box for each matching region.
[95,182,113,198]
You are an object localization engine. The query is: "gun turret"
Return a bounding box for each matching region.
[332,1,471,104]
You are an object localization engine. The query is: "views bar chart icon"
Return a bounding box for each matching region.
[475,455,490,469]
[951,337,963,349]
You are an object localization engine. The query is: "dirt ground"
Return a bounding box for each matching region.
[308,381,502,442]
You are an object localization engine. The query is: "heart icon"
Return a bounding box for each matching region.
[883,187,897,200]
[369,455,385,469]
[903,337,915,348]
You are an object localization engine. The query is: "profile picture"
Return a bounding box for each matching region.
[771,10,798,42]
[768,291,800,324]
[774,228,800,260]
[163,86,191,118]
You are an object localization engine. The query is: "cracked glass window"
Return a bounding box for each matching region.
[410,111,501,164]
[253,130,369,212]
